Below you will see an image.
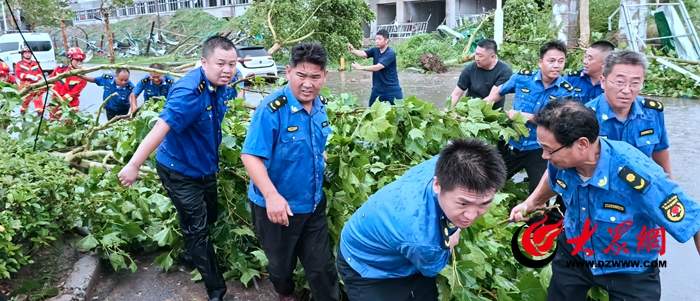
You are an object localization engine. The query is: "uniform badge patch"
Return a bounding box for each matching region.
[287,126,298,132]
[141,78,149,84]
[640,129,654,136]
[319,95,328,104]
[574,87,583,92]
[643,98,664,111]
[520,88,530,93]
[321,121,329,128]
[660,194,685,222]
[618,166,649,192]
[560,82,574,91]
[518,69,533,76]
[603,202,626,213]
[197,80,206,94]
[268,96,287,112]
[440,216,457,249]
[556,179,567,189]
[206,105,212,111]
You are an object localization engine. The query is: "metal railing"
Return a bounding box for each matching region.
[377,15,431,38]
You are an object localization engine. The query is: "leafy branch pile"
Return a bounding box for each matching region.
[2,79,568,300]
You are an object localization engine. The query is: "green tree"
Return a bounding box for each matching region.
[13,0,73,29]
[234,0,374,61]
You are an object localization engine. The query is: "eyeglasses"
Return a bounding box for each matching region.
[607,79,643,90]
[546,144,569,156]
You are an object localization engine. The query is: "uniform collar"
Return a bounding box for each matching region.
[597,94,644,122]
[283,85,324,115]
[198,67,221,94]
[534,69,565,88]
[557,139,612,191]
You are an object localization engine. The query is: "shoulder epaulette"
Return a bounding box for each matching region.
[518,69,533,76]
[141,78,149,84]
[618,166,649,192]
[567,69,581,76]
[166,78,174,84]
[643,98,664,112]
[102,74,113,79]
[268,95,287,112]
[319,95,327,105]
[196,80,206,95]
[560,81,574,92]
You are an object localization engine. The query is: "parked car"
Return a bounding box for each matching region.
[0,32,58,74]
[236,46,277,81]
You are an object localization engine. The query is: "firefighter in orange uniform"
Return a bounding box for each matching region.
[48,47,88,119]
[16,46,45,114]
[0,61,18,85]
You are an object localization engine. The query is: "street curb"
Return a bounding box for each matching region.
[47,254,101,301]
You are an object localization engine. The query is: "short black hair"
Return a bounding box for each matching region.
[289,42,328,70]
[115,67,129,75]
[590,40,615,53]
[376,29,390,40]
[201,35,235,59]
[539,40,567,59]
[149,63,165,70]
[477,39,498,55]
[435,138,506,194]
[534,100,599,146]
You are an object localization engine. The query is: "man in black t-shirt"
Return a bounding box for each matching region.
[449,39,512,109]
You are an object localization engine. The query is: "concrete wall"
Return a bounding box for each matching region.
[405,1,445,32]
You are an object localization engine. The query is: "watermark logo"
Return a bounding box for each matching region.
[512,216,667,268]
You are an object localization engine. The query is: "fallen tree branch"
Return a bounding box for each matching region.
[19,65,184,97]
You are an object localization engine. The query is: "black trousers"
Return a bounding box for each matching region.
[157,164,226,299]
[498,141,547,193]
[547,234,661,301]
[250,199,339,301]
[337,248,437,301]
[106,107,129,120]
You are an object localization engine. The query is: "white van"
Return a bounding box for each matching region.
[0,32,58,74]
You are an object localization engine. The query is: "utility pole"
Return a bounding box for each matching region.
[1,1,7,33]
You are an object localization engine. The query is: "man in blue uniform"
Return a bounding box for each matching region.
[338,139,506,301]
[117,36,238,301]
[510,100,700,301]
[585,50,671,175]
[565,40,615,103]
[84,67,135,120]
[240,43,338,301]
[129,63,174,106]
[485,40,577,192]
[348,29,403,106]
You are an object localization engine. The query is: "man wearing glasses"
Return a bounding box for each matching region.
[485,40,578,193]
[585,51,671,175]
[510,100,700,301]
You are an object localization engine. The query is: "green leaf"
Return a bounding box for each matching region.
[191,269,202,282]
[154,251,175,272]
[76,234,99,252]
[109,252,127,271]
[408,128,424,140]
[153,227,174,247]
[231,227,255,237]
[240,268,260,286]
[251,250,268,266]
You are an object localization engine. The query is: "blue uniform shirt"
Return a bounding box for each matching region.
[155,67,233,178]
[94,74,135,112]
[365,47,403,99]
[133,75,174,102]
[499,70,577,151]
[586,95,669,157]
[549,138,700,275]
[565,69,604,103]
[241,85,332,214]
[340,157,452,279]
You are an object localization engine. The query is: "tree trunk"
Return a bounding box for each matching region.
[579,0,590,47]
[103,9,115,64]
[60,20,70,51]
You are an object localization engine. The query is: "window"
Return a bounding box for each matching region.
[0,42,19,53]
[237,47,268,57]
[27,41,52,52]
[169,0,178,10]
